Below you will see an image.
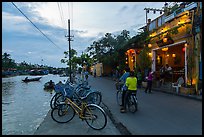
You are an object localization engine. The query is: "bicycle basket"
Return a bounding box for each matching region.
[63,85,74,98]
[54,84,64,93]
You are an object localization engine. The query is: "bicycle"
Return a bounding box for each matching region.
[115,81,124,106]
[50,80,102,109]
[126,91,138,113]
[115,81,138,113]
[51,92,107,130]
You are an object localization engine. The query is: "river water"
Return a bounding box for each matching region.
[2,74,68,135]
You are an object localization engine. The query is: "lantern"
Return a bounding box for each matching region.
[172,54,176,57]
[163,37,168,43]
[182,47,185,52]
[148,44,152,48]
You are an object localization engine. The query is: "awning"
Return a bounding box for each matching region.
[153,40,187,51]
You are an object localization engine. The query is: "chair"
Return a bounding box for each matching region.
[172,77,184,94]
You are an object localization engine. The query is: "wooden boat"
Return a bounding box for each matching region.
[22,77,42,82]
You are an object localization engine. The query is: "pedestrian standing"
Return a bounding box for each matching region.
[144,68,154,93]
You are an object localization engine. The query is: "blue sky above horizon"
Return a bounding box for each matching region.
[2,2,165,68]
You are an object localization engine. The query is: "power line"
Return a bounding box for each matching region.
[57,2,66,36]
[11,2,63,51]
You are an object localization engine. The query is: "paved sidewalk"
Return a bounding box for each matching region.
[34,103,121,135]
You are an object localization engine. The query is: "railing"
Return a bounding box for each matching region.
[184,2,197,11]
[164,12,175,22]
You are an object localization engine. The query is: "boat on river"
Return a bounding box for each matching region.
[22,77,42,82]
[44,80,55,90]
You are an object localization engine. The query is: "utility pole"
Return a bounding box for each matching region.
[65,19,73,83]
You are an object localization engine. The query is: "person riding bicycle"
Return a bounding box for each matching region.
[116,67,130,112]
[120,71,137,113]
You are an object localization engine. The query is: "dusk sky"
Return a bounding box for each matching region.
[2,2,165,68]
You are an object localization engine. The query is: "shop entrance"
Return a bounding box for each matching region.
[153,43,185,83]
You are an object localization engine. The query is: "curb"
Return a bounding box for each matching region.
[101,102,132,135]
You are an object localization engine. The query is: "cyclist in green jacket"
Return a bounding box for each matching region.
[120,71,137,113]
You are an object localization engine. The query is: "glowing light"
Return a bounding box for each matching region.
[163,37,168,43]
[172,54,176,57]
[162,47,168,51]
[182,47,185,52]
[148,52,152,57]
[148,44,152,48]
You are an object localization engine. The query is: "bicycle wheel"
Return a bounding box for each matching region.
[54,94,66,108]
[51,103,75,123]
[50,93,61,109]
[127,95,137,113]
[83,104,107,130]
[85,92,102,106]
[116,90,122,106]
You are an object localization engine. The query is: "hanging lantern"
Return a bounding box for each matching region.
[125,61,128,64]
[184,43,188,47]
[182,47,185,52]
[172,53,176,57]
[163,37,168,43]
[148,44,152,48]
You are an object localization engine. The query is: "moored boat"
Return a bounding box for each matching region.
[22,77,42,82]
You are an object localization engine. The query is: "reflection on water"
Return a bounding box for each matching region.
[2,74,68,135]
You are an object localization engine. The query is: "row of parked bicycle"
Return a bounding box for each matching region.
[49,77,107,130]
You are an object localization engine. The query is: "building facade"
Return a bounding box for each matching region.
[146,2,202,94]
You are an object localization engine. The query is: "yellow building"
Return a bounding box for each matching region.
[145,2,202,94]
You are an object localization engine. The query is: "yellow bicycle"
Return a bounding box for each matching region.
[51,95,107,130]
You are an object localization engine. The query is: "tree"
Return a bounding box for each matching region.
[2,52,16,70]
[138,46,152,80]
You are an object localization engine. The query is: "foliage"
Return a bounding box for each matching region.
[138,46,152,80]
[2,53,16,70]
[86,30,131,70]
[2,52,58,71]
